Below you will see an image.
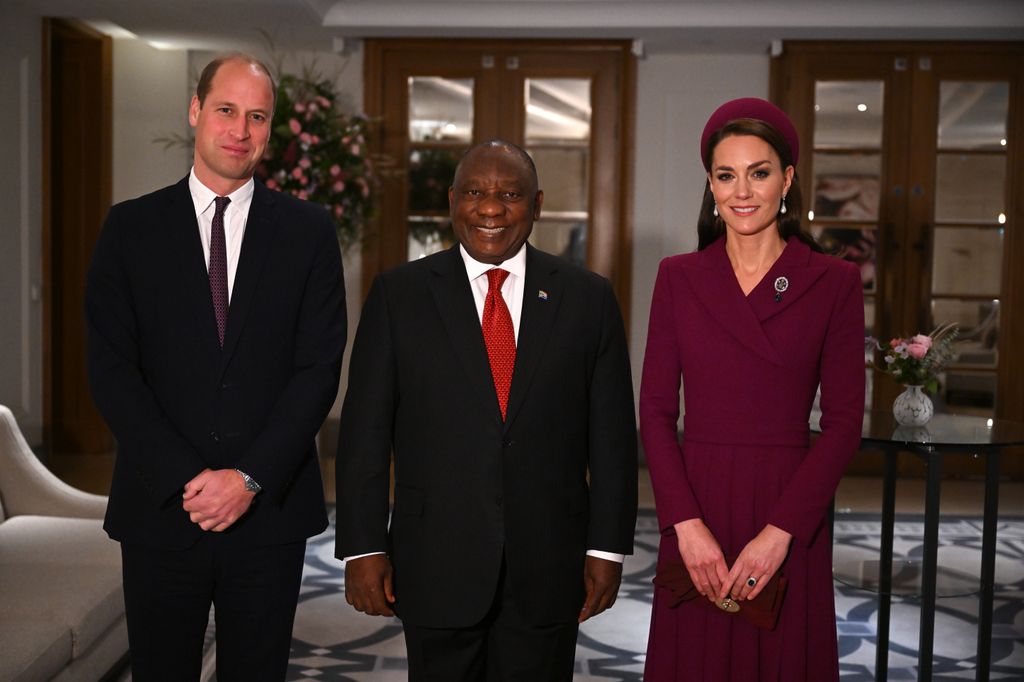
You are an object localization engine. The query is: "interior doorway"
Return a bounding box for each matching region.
[43,18,113,454]
[362,39,636,326]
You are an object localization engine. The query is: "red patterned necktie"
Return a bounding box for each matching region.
[209,196,230,347]
[482,268,516,420]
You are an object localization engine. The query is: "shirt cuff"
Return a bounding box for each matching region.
[586,549,625,563]
[343,551,386,562]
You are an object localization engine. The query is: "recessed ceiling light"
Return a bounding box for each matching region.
[998,213,1006,224]
[1000,138,1007,146]
[857,103,868,112]
[813,104,820,112]
[807,210,815,221]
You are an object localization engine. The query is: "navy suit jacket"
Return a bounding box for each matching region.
[86,176,346,549]
[335,245,637,628]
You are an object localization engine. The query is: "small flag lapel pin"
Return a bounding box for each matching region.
[538,290,549,301]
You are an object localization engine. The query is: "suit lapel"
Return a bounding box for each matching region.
[503,246,561,432]
[165,177,220,348]
[220,182,278,371]
[680,237,783,366]
[429,247,505,425]
[746,238,827,323]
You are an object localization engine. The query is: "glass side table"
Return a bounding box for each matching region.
[814,410,1024,682]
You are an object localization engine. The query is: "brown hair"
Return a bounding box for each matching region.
[196,53,277,111]
[697,118,821,253]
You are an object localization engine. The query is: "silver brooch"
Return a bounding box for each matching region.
[774,276,789,302]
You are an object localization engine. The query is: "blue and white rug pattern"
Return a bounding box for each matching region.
[273,510,1024,681]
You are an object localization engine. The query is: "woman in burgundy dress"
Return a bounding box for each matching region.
[640,98,865,681]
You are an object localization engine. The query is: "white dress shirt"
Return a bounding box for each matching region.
[347,245,623,565]
[188,168,255,302]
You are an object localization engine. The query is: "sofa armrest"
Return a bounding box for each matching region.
[0,405,108,520]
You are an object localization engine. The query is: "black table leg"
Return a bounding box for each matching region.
[976,448,1000,682]
[918,447,942,680]
[875,447,898,682]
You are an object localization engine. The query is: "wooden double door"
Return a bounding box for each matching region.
[772,41,1024,475]
[362,39,635,323]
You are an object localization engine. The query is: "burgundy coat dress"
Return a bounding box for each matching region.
[640,235,865,681]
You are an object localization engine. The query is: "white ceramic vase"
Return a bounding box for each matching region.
[893,385,934,426]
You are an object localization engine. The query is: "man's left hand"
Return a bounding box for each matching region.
[182,468,255,532]
[578,556,622,623]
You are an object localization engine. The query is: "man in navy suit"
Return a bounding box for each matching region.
[86,53,346,680]
[335,140,637,681]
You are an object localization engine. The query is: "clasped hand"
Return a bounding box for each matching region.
[673,518,791,603]
[344,554,622,623]
[181,468,255,532]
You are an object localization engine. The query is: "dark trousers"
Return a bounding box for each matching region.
[120,536,306,682]
[403,557,580,682]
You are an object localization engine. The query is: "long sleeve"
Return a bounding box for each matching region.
[334,275,397,558]
[639,258,702,534]
[86,205,209,504]
[585,279,638,555]
[767,263,865,545]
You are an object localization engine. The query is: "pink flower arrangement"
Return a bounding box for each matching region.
[254,70,377,249]
[868,323,958,393]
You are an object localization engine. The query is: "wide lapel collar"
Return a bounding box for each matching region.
[220,181,278,370]
[428,246,505,425]
[746,238,828,323]
[166,176,220,347]
[679,236,783,366]
[503,245,561,432]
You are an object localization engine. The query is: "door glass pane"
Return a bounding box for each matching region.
[408,77,473,142]
[937,82,1009,150]
[525,78,591,141]
[811,153,881,221]
[931,227,1003,296]
[934,153,1006,223]
[811,225,877,293]
[525,78,591,267]
[813,81,884,149]
[930,298,999,367]
[408,148,461,213]
[944,371,996,414]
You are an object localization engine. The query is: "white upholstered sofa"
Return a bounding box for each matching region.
[0,405,127,681]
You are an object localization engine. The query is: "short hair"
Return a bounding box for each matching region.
[196,53,277,111]
[454,139,539,191]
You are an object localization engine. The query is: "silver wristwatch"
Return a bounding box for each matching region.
[235,469,262,493]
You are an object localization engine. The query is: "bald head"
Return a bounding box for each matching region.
[453,140,539,196]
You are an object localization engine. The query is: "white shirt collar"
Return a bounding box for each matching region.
[188,167,255,215]
[459,243,528,282]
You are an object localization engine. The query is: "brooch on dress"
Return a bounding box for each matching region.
[774,276,789,302]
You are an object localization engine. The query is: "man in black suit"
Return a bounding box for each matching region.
[335,140,637,681]
[86,54,346,680]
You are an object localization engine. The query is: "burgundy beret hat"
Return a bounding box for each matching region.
[700,97,799,170]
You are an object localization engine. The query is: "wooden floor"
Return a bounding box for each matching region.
[44,451,1024,516]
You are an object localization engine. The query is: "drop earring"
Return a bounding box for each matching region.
[780,195,788,215]
[713,203,719,217]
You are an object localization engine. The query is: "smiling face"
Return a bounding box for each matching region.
[448,144,543,265]
[708,133,794,240]
[189,58,274,196]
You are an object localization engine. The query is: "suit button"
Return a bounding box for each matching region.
[219,382,230,390]
[502,439,513,448]
[209,431,220,442]
[495,495,503,506]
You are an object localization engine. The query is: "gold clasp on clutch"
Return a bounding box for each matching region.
[718,598,741,613]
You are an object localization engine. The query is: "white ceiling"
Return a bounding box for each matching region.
[12,0,1024,54]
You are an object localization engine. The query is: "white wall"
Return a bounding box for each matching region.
[112,39,191,201]
[630,52,770,408]
[0,3,44,442]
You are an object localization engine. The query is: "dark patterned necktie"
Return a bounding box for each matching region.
[482,268,516,420]
[209,196,230,347]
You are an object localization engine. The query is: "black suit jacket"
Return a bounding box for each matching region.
[335,245,637,628]
[86,177,346,549]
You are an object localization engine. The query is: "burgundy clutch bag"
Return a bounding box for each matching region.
[653,558,787,631]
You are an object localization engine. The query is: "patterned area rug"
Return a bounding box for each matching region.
[204,509,1024,681]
